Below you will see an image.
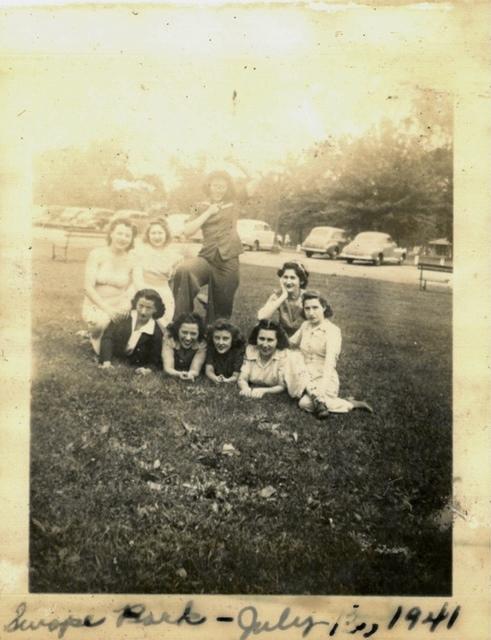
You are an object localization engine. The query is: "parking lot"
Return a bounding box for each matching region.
[33,226,452,288]
[241,248,428,286]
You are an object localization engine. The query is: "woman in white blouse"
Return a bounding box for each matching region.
[289,290,372,418]
[133,218,183,330]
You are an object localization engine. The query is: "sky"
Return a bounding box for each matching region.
[0,3,461,187]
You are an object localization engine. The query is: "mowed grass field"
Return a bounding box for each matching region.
[30,241,452,595]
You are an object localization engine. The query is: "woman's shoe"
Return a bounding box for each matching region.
[351,400,373,413]
[312,397,330,420]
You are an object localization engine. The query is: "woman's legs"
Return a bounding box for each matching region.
[156,285,175,330]
[172,257,212,318]
[207,256,239,322]
[172,254,240,322]
[81,299,111,355]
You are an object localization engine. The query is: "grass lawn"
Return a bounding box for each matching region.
[30,242,452,595]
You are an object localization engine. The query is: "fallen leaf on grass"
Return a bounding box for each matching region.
[66,553,80,564]
[176,568,187,579]
[259,486,276,499]
[147,481,162,492]
[99,423,110,435]
[31,518,47,533]
[221,443,240,456]
[181,420,197,434]
[153,459,161,469]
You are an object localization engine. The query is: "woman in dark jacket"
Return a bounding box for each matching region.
[99,289,165,373]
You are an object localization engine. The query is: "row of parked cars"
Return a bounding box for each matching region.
[33,206,281,250]
[301,226,407,266]
[34,206,406,265]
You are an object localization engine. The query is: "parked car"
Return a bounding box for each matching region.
[106,209,150,234]
[57,207,87,227]
[33,205,65,226]
[237,218,275,251]
[301,226,350,258]
[340,231,407,265]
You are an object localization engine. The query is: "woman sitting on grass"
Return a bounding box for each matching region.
[133,217,183,330]
[257,260,309,337]
[289,290,372,419]
[82,218,138,354]
[205,318,245,384]
[99,289,165,374]
[238,319,304,400]
[163,312,207,381]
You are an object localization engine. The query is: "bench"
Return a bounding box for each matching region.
[50,227,106,261]
[418,262,453,290]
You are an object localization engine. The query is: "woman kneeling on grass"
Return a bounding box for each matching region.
[238,319,304,400]
[289,290,373,419]
[82,218,138,355]
[205,319,245,384]
[99,289,165,374]
[257,260,309,337]
[163,312,207,381]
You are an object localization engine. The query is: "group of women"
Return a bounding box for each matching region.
[82,170,372,418]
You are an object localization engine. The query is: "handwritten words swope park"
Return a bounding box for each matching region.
[4,600,461,639]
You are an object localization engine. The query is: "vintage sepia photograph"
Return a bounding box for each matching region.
[2,2,461,599]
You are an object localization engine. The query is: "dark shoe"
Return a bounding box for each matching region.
[312,397,330,420]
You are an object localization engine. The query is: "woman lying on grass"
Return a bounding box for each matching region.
[238,319,304,400]
[290,290,373,419]
[257,260,309,337]
[163,312,207,381]
[205,319,245,384]
[99,289,165,374]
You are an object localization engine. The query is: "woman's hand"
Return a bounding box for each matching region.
[179,371,196,381]
[239,387,252,398]
[250,388,266,399]
[135,367,151,376]
[108,309,127,323]
[279,281,289,300]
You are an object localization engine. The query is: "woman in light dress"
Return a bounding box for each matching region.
[289,290,372,418]
[133,217,183,330]
[82,218,138,355]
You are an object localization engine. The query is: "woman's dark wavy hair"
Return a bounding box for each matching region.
[207,318,245,350]
[247,319,289,351]
[106,217,138,251]
[202,170,236,203]
[301,290,333,319]
[143,217,172,248]
[131,289,166,319]
[277,260,309,289]
[168,312,206,343]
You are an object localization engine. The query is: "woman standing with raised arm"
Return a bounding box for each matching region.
[172,169,244,323]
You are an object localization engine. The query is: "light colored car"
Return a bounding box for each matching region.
[340,231,407,266]
[237,218,275,251]
[301,226,350,259]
